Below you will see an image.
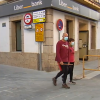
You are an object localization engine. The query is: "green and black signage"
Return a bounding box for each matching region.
[0,0,99,20]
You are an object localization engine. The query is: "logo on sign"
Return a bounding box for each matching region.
[59,0,79,11]
[14,0,43,11]
[31,0,42,7]
[24,13,32,25]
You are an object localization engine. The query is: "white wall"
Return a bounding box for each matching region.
[53,10,79,53]
[53,10,65,53]
[96,21,100,49]
[0,17,10,52]
[0,15,41,53]
[24,29,39,53]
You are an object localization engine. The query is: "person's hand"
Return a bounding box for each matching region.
[68,62,70,65]
[60,61,63,65]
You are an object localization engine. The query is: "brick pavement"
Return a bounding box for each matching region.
[0,60,100,100]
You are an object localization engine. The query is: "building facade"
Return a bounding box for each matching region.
[0,0,100,71]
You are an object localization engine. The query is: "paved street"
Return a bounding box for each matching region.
[0,60,100,100]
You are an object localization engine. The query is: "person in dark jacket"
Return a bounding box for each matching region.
[52,33,70,89]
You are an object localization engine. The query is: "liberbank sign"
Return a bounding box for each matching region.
[59,0,79,12]
[0,0,51,17]
[14,0,43,11]
[52,0,99,20]
[0,0,99,20]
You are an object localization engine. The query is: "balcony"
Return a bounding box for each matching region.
[0,0,22,5]
[73,0,100,11]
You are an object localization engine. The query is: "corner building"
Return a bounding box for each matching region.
[0,0,100,71]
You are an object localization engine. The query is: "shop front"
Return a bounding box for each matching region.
[0,0,100,71]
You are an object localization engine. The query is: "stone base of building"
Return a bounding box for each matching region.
[0,52,38,70]
[42,51,80,72]
[0,49,100,72]
[42,53,58,72]
[0,52,79,72]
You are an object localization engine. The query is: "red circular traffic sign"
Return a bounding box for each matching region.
[24,13,32,25]
[56,19,63,31]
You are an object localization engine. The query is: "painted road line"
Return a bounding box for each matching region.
[84,71,100,79]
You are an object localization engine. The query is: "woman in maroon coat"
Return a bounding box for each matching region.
[63,38,76,84]
[52,33,70,89]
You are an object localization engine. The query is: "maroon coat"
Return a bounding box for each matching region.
[69,46,74,62]
[55,40,70,63]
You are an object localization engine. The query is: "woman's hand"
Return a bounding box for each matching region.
[60,61,63,65]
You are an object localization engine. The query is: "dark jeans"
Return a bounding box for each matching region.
[69,62,74,81]
[62,62,74,82]
[55,62,68,84]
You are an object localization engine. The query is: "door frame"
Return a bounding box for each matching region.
[65,15,75,39]
[79,30,89,61]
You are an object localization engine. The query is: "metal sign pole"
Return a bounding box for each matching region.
[35,23,44,71]
[34,9,45,71]
[39,42,42,71]
[58,31,60,40]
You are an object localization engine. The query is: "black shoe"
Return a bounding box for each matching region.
[62,84,70,89]
[52,78,57,86]
[69,81,76,85]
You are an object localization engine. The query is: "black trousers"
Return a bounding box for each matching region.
[62,62,74,82]
[69,62,74,81]
[55,62,68,84]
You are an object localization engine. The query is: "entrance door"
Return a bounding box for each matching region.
[79,31,88,60]
[16,21,22,51]
[66,20,73,38]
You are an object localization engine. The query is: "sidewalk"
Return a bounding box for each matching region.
[50,60,99,79]
[0,60,100,100]
[74,60,99,78]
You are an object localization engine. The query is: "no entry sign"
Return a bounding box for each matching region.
[24,13,32,25]
[56,19,63,31]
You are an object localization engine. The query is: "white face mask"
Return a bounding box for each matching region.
[64,37,68,41]
[71,42,74,46]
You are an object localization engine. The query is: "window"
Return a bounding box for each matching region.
[2,23,6,27]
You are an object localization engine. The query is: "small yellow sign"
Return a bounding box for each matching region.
[33,18,45,23]
[35,24,44,42]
